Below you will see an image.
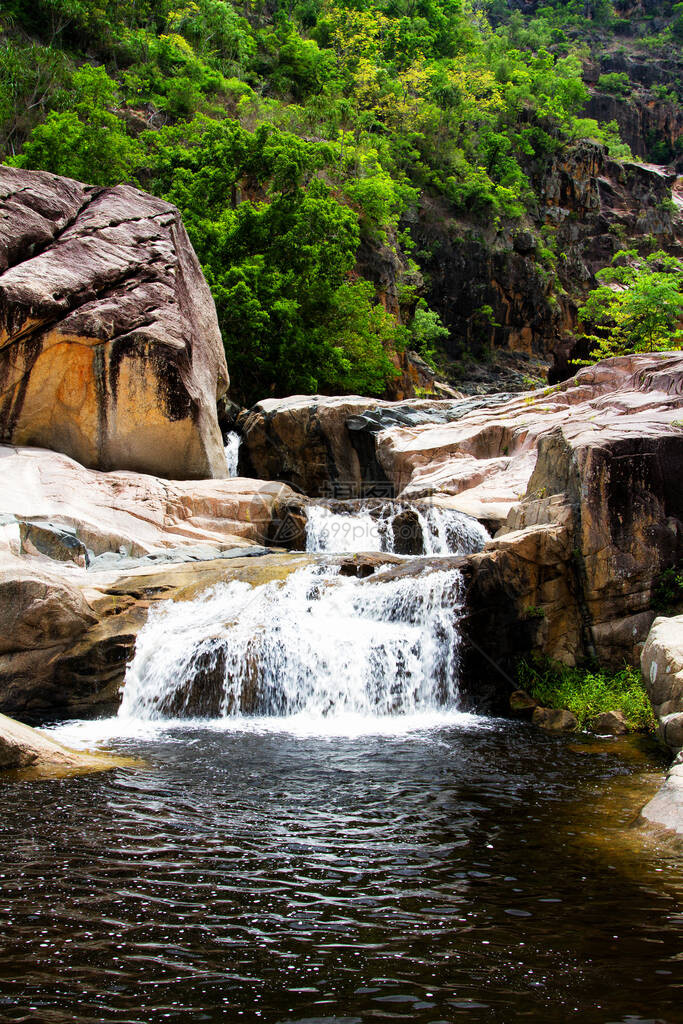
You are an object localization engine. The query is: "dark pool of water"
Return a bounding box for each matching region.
[0,718,681,1023]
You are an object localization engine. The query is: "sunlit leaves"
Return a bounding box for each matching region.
[578,250,683,361]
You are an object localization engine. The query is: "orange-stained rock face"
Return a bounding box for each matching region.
[0,166,229,480]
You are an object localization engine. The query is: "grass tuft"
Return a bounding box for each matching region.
[516,655,655,732]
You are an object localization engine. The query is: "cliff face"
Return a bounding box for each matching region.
[585,92,681,165]
[0,167,229,479]
[396,142,681,383]
[354,1,681,391]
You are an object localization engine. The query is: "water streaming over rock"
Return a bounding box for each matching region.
[119,562,465,721]
[305,502,489,556]
[224,431,241,476]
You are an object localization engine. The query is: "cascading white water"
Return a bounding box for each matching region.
[411,505,490,556]
[119,563,465,721]
[224,431,241,477]
[305,503,489,556]
[305,507,383,553]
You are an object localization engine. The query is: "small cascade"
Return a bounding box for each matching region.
[224,431,241,477]
[305,506,382,554]
[410,505,490,556]
[305,502,489,556]
[119,563,465,721]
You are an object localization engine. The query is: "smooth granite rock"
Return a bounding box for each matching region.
[0,166,229,479]
[642,615,683,752]
[0,711,129,774]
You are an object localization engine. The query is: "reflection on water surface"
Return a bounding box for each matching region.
[0,719,680,1023]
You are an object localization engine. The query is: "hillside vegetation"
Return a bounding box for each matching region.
[1,0,681,404]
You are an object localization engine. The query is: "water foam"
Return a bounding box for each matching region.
[305,503,489,556]
[118,562,466,722]
[224,431,241,477]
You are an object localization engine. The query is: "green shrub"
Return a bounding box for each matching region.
[597,72,631,97]
[517,655,655,731]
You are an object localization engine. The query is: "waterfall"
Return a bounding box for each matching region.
[119,563,465,721]
[305,503,489,556]
[305,507,382,553]
[224,431,241,477]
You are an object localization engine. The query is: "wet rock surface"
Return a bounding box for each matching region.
[0,442,313,715]
[0,711,130,775]
[532,707,579,732]
[239,355,683,692]
[0,167,229,480]
[0,551,316,717]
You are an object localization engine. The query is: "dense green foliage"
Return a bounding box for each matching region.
[517,655,656,731]
[577,249,683,362]
[652,564,683,614]
[0,0,676,402]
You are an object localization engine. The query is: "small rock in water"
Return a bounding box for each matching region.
[591,710,629,736]
[532,707,578,732]
[509,689,539,718]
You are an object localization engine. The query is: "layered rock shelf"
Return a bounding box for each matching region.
[241,353,683,681]
[0,443,306,715]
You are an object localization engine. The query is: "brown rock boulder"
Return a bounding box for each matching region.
[590,710,629,736]
[239,394,390,497]
[0,166,229,479]
[532,707,578,732]
[509,689,539,718]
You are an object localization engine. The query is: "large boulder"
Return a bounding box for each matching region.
[463,414,683,685]
[641,616,683,834]
[0,166,228,479]
[239,394,394,497]
[642,615,683,754]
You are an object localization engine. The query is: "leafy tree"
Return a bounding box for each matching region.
[8,66,143,185]
[577,250,683,361]
[597,72,631,97]
[0,40,71,155]
[141,117,400,403]
[4,0,675,401]
[410,299,449,366]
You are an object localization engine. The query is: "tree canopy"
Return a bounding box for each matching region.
[577,250,683,362]
[1,0,675,402]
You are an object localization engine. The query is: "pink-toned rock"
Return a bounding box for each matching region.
[241,354,683,532]
[376,353,683,523]
[0,444,297,562]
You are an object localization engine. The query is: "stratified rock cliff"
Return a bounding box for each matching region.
[0,166,229,479]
